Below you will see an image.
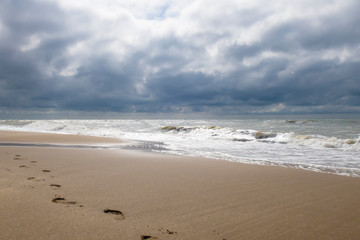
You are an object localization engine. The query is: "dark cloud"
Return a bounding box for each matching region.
[0,0,360,117]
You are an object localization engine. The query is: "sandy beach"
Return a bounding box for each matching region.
[1,131,359,240]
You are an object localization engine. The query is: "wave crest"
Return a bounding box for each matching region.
[161,125,219,133]
[254,131,277,139]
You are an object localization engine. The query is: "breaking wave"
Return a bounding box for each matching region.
[159,125,360,151]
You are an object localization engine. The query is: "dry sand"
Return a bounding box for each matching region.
[0,130,359,240]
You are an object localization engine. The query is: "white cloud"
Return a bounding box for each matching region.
[20,34,41,51]
[59,65,78,77]
[26,0,360,78]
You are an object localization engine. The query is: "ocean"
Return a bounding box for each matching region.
[1,118,359,177]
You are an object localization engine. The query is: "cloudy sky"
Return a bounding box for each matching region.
[0,0,359,118]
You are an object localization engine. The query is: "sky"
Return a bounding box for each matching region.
[0,0,360,118]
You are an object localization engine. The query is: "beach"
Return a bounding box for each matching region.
[1,131,360,240]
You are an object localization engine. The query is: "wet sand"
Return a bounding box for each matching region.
[1,130,360,240]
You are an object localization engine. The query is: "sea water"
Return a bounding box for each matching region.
[0,118,359,177]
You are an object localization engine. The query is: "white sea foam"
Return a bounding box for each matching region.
[0,119,359,177]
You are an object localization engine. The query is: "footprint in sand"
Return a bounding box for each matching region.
[141,236,159,240]
[52,196,77,205]
[13,155,22,160]
[52,195,83,207]
[27,177,44,182]
[42,169,51,173]
[19,165,29,168]
[103,209,125,220]
[50,184,61,190]
[156,227,177,235]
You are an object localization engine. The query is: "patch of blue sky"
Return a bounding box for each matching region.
[147,4,170,20]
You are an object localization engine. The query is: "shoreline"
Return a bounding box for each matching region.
[1,130,359,178]
[1,130,360,239]
[2,129,359,179]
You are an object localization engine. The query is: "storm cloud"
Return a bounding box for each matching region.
[0,0,359,117]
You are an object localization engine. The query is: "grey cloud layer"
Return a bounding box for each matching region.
[0,0,359,116]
